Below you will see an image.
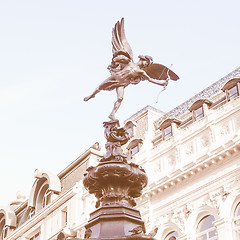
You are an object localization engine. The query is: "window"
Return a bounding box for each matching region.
[42,190,51,209]
[228,86,239,100]
[28,207,35,219]
[0,216,6,240]
[189,99,212,121]
[36,183,52,212]
[28,169,61,216]
[0,225,7,240]
[164,231,179,240]
[163,125,172,140]
[233,202,240,239]
[130,145,139,156]
[195,106,204,120]
[124,121,135,138]
[61,208,68,228]
[158,118,181,143]
[127,139,143,159]
[0,209,16,239]
[30,232,40,240]
[196,215,217,240]
[222,78,240,102]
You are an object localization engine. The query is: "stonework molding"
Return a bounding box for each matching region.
[221,190,240,219]
[187,205,220,231]
[199,134,210,148]
[8,183,78,240]
[157,221,183,240]
[0,207,17,227]
[4,66,240,240]
[207,187,231,213]
[155,117,181,130]
[166,67,240,117]
[34,168,61,193]
[172,205,193,231]
[221,78,240,91]
[189,99,213,112]
[28,168,61,208]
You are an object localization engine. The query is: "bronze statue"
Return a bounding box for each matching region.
[84,18,179,120]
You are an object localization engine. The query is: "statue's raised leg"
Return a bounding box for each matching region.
[84,88,100,101]
[108,86,124,120]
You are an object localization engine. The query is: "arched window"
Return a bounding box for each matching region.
[189,99,212,121]
[124,120,136,139]
[127,139,143,159]
[28,169,61,214]
[158,118,181,141]
[164,231,179,240]
[0,216,6,240]
[36,183,51,211]
[222,78,240,101]
[0,208,17,240]
[196,215,217,240]
[233,202,240,239]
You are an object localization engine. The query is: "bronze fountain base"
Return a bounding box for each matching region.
[80,120,156,240]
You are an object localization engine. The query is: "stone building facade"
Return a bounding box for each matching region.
[1,67,240,240]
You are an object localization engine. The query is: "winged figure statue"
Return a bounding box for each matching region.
[84,18,179,120]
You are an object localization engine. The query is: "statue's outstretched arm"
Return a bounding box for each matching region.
[141,71,168,86]
[147,77,168,86]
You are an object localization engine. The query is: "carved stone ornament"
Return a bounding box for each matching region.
[207,187,231,211]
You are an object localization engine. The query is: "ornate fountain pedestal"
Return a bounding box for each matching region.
[82,120,156,240]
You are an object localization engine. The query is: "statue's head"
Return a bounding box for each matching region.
[138,55,153,68]
[108,51,131,71]
[113,54,131,65]
[113,50,131,60]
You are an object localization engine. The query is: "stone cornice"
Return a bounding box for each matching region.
[141,167,240,218]
[58,148,103,179]
[7,182,81,239]
[141,138,240,203]
[125,105,165,124]
[152,95,240,155]
[166,67,240,118]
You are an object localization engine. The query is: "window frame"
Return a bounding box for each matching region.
[189,99,212,122]
[196,215,217,240]
[0,218,5,240]
[28,207,36,219]
[233,202,240,239]
[163,125,173,140]
[194,106,204,120]
[61,208,68,228]
[0,225,7,240]
[127,139,143,159]
[228,85,239,101]
[221,78,240,102]
[164,231,179,240]
[29,232,41,240]
[42,189,52,209]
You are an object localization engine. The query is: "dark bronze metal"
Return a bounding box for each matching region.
[80,121,156,240]
[101,120,130,162]
[73,18,167,240]
[84,18,179,121]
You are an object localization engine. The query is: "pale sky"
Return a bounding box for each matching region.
[0,0,240,206]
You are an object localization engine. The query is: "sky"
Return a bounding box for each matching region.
[0,0,240,206]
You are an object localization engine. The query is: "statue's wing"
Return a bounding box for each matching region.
[112,18,133,60]
[144,63,179,80]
